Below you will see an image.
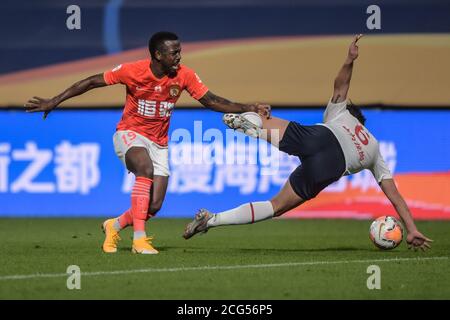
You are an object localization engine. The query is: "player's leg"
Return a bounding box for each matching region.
[111,177,167,234]
[103,132,150,253]
[114,148,155,231]
[102,146,152,253]
[114,209,133,231]
[124,147,160,254]
[115,174,168,227]
[223,112,290,148]
[129,138,170,254]
[210,178,304,223]
[270,179,306,216]
[183,125,346,240]
[259,116,290,148]
[145,139,170,218]
[127,176,169,251]
[183,179,304,239]
[147,175,169,218]
[271,130,345,216]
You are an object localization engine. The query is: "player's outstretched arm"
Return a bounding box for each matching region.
[380,178,433,251]
[24,73,107,119]
[331,34,362,103]
[198,91,271,119]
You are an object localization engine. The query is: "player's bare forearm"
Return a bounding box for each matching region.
[25,73,107,119]
[331,34,362,103]
[380,179,417,233]
[392,198,417,233]
[199,91,271,118]
[381,179,433,251]
[332,60,353,103]
[199,91,252,113]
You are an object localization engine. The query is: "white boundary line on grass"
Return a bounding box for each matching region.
[0,256,448,281]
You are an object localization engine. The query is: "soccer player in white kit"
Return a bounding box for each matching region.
[183,35,433,251]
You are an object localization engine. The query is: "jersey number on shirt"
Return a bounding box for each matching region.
[355,125,369,145]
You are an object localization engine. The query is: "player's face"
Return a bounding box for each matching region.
[159,40,182,75]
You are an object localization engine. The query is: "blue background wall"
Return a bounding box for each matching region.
[1,108,449,217]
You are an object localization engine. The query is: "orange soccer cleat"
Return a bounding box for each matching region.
[132,236,159,254]
[101,218,121,253]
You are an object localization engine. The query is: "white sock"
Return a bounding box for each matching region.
[207,201,274,227]
[113,218,121,232]
[133,231,146,240]
[242,113,280,148]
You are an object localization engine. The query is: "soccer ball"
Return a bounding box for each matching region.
[369,216,404,250]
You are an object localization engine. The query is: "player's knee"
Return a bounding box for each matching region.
[125,149,154,178]
[142,166,154,179]
[135,165,153,179]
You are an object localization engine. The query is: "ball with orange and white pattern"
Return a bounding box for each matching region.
[369,216,404,250]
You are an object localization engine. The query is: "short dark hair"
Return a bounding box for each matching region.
[346,100,366,125]
[148,32,179,59]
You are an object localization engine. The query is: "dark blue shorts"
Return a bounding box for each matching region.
[279,122,346,200]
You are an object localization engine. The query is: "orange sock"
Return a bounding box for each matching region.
[118,209,133,228]
[131,177,152,238]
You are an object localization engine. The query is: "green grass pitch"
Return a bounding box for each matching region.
[0,218,449,299]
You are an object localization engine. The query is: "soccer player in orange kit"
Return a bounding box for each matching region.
[25,31,271,254]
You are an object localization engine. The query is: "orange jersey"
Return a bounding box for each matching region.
[104,59,208,146]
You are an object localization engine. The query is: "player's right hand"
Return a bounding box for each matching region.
[253,103,271,119]
[24,96,58,119]
[406,229,433,251]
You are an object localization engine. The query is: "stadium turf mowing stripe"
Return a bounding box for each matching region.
[0,256,447,281]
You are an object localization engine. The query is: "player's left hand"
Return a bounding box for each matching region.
[252,103,271,119]
[406,229,433,251]
[348,34,363,61]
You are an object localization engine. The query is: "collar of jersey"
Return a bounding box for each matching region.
[148,60,169,82]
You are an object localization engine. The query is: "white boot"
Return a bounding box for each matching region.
[222,112,262,138]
